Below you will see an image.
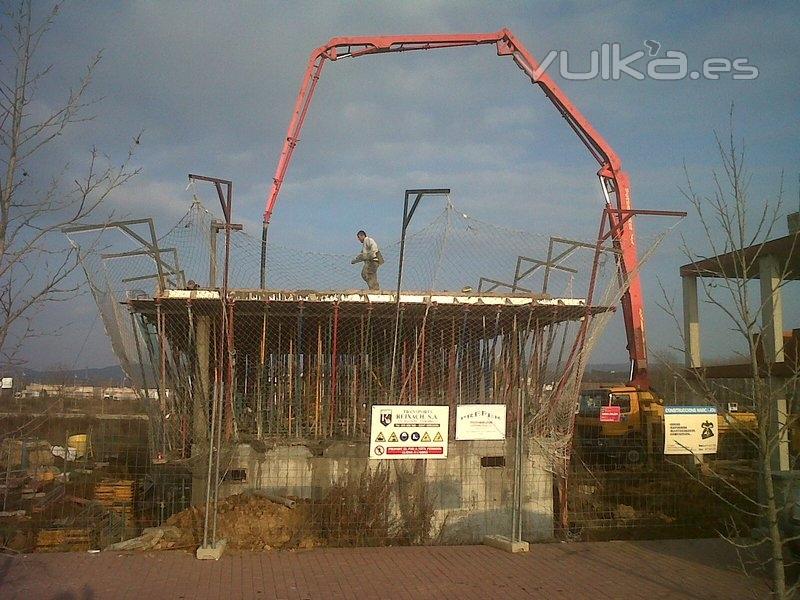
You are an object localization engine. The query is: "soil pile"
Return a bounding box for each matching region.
[167,493,317,550]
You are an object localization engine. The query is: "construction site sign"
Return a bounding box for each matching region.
[664,406,718,455]
[370,405,449,459]
[599,406,621,423]
[455,405,506,440]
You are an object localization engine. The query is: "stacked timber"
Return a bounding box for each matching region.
[35,527,91,552]
[94,479,135,527]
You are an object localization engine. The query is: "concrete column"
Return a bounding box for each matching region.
[194,315,211,443]
[759,254,789,471]
[191,315,212,506]
[759,255,784,364]
[521,439,554,541]
[682,275,701,368]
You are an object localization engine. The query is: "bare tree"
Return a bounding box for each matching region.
[0,1,140,367]
[660,111,799,598]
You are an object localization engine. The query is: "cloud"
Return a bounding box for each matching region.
[11,0,798,368]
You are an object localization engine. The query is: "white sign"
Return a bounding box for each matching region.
[1,377,12,389]
[369,405,449,459]
[664,406,718,455]
[455,404,506,440]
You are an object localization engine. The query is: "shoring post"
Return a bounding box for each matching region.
[331,302,340,434]
[225,299,236,440]
[257,302,267,440]
[419,308,427,404]
[413,324,419,404]
[354,314,365,435]
[364,305,373,425]
[295,302,304,437]
[155,298,168,460]
[315,322,322,438]
[448,316,457,407]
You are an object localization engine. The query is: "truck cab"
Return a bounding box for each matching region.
[575,386,664,464]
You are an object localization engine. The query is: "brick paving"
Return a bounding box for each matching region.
[0,538,767,599]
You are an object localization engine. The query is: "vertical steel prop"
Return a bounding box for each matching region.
[257,303,268,439]
[330,302,340,433]
[295,302,304,437]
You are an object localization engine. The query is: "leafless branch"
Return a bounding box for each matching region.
[0,0,140,367]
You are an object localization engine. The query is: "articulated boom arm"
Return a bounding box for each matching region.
[262,29,649,388]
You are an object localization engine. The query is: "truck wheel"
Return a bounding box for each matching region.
[626,448,643,464]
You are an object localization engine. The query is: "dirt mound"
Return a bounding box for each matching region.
[163,493,318,551]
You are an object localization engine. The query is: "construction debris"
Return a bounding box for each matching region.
[35,527,91,552]
[105,525,182,551]
[105,493,317,552]
[1,439,54,468]
[94,479,135,528]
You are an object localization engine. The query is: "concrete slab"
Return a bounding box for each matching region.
[482,534,529,553]
[195,539,226,560]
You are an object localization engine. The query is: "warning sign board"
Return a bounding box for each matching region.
[599,406,621,423]
[664,406,718,455]
[370,405,449,459]
[455,404,506,440]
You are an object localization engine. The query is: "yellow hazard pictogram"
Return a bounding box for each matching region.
[388,432,398,443]
[421,431,431,442]
[433,431,443,442]
[375,432,385,442]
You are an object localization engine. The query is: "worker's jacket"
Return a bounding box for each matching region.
[355,237,382,263]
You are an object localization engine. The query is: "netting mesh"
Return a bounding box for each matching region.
[63,197,671,463]
[0,190,684,551]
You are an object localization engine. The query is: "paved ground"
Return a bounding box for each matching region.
[0,538,768,599]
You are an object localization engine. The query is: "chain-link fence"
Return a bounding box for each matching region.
[0,192,700,553]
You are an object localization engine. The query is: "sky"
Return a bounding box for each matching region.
[6,0,800,372]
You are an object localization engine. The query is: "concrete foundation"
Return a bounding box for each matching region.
[483,534,530,553]
[194,439,554,544]
[196,539,226,560]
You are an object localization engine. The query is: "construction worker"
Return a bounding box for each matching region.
[351,230,383,290]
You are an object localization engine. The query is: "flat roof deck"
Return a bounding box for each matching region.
[679,231,800,280]
[129,288,614,324]
[123,288,615,441]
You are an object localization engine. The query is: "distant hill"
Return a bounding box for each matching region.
[582,363,630,383]
[4,365,126,386]
[586,363,629,373]
[5,361,630,387]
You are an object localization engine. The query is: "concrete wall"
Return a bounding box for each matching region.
[195,439,554,544]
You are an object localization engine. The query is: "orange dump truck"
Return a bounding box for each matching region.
[575,386,759,464]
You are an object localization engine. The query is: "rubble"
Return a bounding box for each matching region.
[104,493,318,552]
[105,526,182,551]
[614,504,637,520]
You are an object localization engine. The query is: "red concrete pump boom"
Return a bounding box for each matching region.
[261,29,650,389]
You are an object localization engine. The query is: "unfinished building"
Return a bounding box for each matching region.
[61,195,633,545]
[681,211,800,470]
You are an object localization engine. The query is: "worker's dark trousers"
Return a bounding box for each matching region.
[361,261,380,290]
